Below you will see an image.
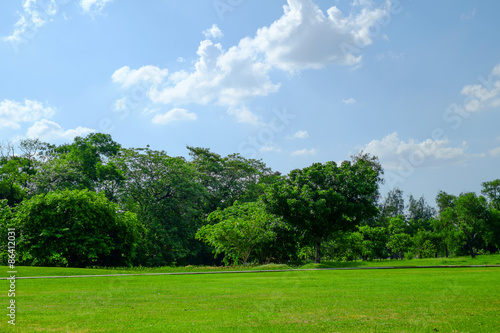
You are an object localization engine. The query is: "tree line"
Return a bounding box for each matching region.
[0,133,498,267]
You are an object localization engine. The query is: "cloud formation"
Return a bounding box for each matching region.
[292,130,309,139]
[27,119,94,141]
[203,24,223,39]
[80,0,113,14]
[290,148,317,156]
[2,0,58,43]
[112,65,169,89]
[343,98,357,105]
[361,132,468,170]
[0,99,56,129]
[151,108,197,125]
[114,0,393,125]
[452,63,500,113]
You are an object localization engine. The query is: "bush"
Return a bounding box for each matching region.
[15,189,141,267]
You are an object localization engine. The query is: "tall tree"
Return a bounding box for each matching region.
[264,154,383,263]
[118,147,205,266]
[482,179,500,210]
[380,187,405,219]
[440,192,489,258]
[196,201,277,265]
[187,146,273,213]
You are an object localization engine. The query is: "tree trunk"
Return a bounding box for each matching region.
[315,236,322,263]
[469,245,475,258]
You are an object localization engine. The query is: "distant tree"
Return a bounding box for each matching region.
[118,147,205,266]
[34,133,124,201]
[187,146,274,213]
[386,232,412,259]
[15,189,140,267]
[380,188,405,219]
[358,226,389,260]
[264,153,383,263]
[482,179,500,210]
[196,201,277,265]
[440,192,489,258]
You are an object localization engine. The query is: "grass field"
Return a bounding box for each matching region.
[3,254,500,278]
[1,258,499,332]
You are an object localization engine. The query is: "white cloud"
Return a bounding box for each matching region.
[290,148,317,156]
[343,98,357,105]
[114,97,127,110]
[361,132,468,170]
[248,0,393,71]
[112,65,168,89]
[461,8,476,21]
[125,0,391,125]
[151,108,197,125]
[260,143,282,153]
[27,119,94,142]
[454,62,500,113]
[203,24,223,39]
[80,0,112,14]
[292,130,309,139]
[0,99,56,129]
[2,0,58,43]
[148,39,280,109]
[227,106,262,126]
[489,147,500,157]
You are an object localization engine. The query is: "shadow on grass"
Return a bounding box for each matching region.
[299,261,368,269]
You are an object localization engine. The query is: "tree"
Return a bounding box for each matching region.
[440,192,489,258]
[263,154,383,263]
[34,133,124,201]
[15,189,140,267]
[187,146,274,213]
[380,188,405,219]
[386,232,412,259]
[196,201,277,265]
[118,147,206,266]
[358,226,389,260]
[482,179,500,210]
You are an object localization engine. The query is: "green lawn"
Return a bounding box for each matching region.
[2,254,500,278]
[1,266,499,332]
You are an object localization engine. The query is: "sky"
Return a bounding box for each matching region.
[1,0,499,206]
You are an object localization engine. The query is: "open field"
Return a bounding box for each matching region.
[2,254,500,278]
[1,265,499,332]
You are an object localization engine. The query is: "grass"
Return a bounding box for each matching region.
[1,266,499,332]
[2,254,499,278]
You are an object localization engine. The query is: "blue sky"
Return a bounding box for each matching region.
[1,0,499,205]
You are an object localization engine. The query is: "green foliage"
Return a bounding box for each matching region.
[264,153,383,263]
[187,146,274,213]
[196,201,277,265]
[482,179,500,210]
[440,192,490,258]
[118,147,205,266]
[386,232,412,259]
[14,189,140,267]
[34,133,124,200]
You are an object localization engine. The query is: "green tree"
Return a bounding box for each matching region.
[187,146,273,213]
[263,154,383,263]
[15,189,140,267]
[196,201,277,265]
[378,188,405,225]
[118,147,205,266]
[386,232,412,259]
[441,192,489,258]
[34,133,124,201]
[482,179,500,210]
